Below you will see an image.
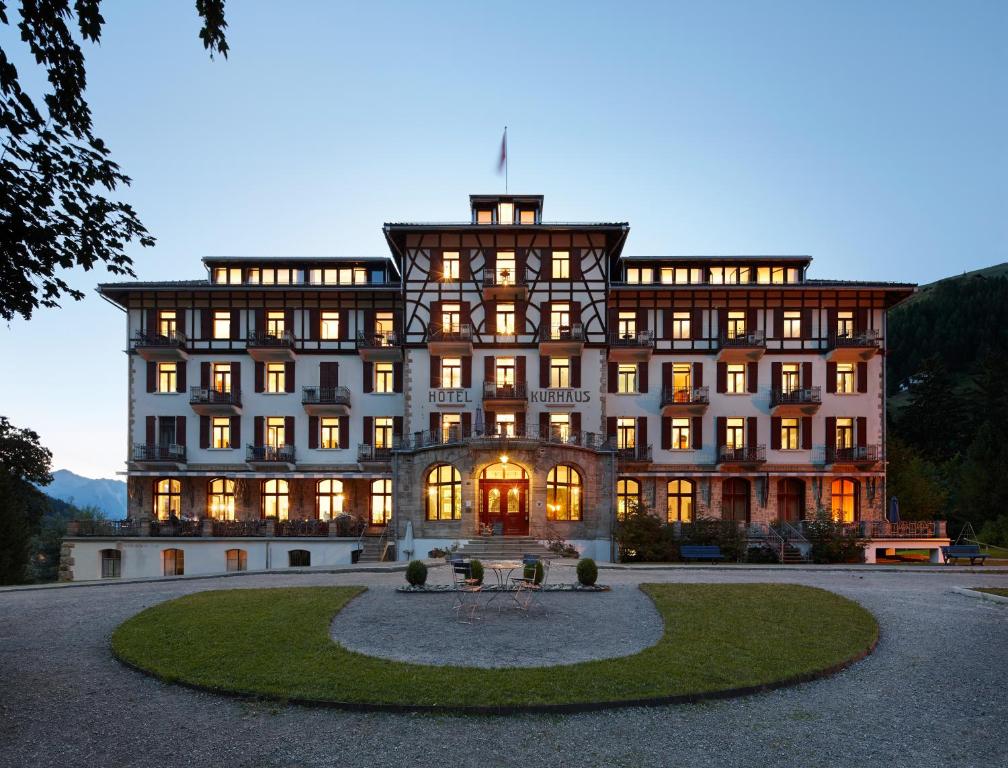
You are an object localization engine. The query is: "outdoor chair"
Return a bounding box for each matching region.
[512,556,551,616]
[449,557,483,624]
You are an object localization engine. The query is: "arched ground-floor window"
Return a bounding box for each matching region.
[667,480,694,523]
[546,465,582,521]
[154,478,181,520]
[371,479,392,525]
[317,479,344,520]
[162,548,184,576]
[722,478,750,524]
[426,465,461,521]
[100,549,121,578]
[616,478,640,520]
[262,479,289,520]
[831,478,860,522]
[288,549,310,567]
[777,478,805,523]
[226,548,247,572]
[208,478,235,520]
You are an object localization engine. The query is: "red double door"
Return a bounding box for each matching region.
[480,481,529,535]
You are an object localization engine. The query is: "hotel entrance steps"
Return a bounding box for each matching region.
[453,537,554,561]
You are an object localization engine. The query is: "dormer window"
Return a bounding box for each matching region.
[626,267,653,284]
[476,209,493,225]
[213,267,242,284]
[519,209,536,224]
[498,202,514,224]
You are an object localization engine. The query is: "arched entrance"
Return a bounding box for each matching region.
[479,462,529,535]
[722,478,751,525]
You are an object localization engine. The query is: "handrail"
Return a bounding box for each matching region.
[781,520,809,549]
[246,444,295,463]
[607,330,655,348]
[717,445,766,463]
[538,323,585,343]
[301,385,351,406]
[771,386,821,407]
[660,386,709,407]
[246,330,296,347]
[427,324,473,342]
[826,445,882,463]
[189,386,241,406]
[482,381,528,400]
[395,427,615,453]
[355,331,399,348]
[718,330,766,347]
[133,443,186,462]
[133,330,187,347]
[828,329,880,349]
[482,267,527,287]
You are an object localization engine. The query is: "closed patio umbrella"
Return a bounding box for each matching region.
[888,496,900,524]
[403,519,414,560]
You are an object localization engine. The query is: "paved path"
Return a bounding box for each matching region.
[1,564,1006,768]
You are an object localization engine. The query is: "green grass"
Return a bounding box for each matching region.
[975,588,1008,598]
[111,584,878,710]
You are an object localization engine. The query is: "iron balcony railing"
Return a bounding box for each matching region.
[482,381,528,401]
[771,386,822,407]
[275,519,330,537]
[796,519,945,539]
[481,267,527,288]
[616,444,653,462]
[717,445,767,463]
[537,323,585,343]
[132,443,186,462]
[608,330,655,348]
[150,519,203,537]
[72,519,142,537]
[189,386,241,407]
[246,330,296,348]
[68,516,382,538]
[211,519,269,537]
[718,330,766,348]
[301,386,351,407]
[246,444,295,463]
[828,329,881,349]
[358,444,394,461]
[826,445,882,464]
[355,331,399,349]
[132,330,187,348]
[396,427,614,452]
[426,324,473,343]
[660,386,710,408]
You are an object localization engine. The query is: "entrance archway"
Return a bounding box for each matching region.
[479,462,529,535]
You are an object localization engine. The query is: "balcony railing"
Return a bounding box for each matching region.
[616,444,653,462]
[150,519,203,537]
[275,519,330,537]
[797,519,946,539]
[828,329,880,349]
[718,330,766,348]
[396,427,614,452]
[133,330,187,348]
[246,444,295,463]
[482,267,527,288]
[358,443,393,461]
[482,381,528,401]
[718,445,767,463]
[189,386,241,407]
[427,324,473,343]
[302,386,351,407]
[660,386,710,408]
[132,444,186,462]
[537,323,585,343]
[72,519,142,537]
[355,331,399,349]
[771,386,821,407]
[608,330,655,348]
[211,519,269,537]
[69,515,377,539]
[246,330,296,348]
[827,445,882,464]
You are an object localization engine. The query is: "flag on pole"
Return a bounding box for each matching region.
[497,127,507,174]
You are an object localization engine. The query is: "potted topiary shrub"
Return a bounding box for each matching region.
[469,559,484,585]
[576,558,598,587]
[405,559,428,587]
[523,559,545,585]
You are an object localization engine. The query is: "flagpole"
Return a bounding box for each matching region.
[505,126,508,194]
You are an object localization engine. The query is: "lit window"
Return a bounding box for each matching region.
[672,364,692,400]
[158,310,177,337]
[546,465,581,521]
[442,252,460,281]
[320,311,340,340]
[208,478,235,519]
[476,209,493,224]
[549,413,570,442]
[672,311,691,340]
[495,357,515,388]
[212,363,231,393]
[266,362,285,393]
[782,310,802,339]
[519,209,535,224]
[616,478,640,520]
[495,252,516,285]
[495,413,516,437]
[226,548,247,572]
[262,478,289,519]
[247,269,260,284]
[552,251,570,279]
[725,311,746,340]
[339,268,353,285]
[780,418,799,450]
[441,358,461,389]
[772,267,786,284]
[617,417,636,449]
[211,417,231,448]
[157,362,177,393]
[374,362,394,393]
[550,304,570,337]
[213,311,231,339]
[667,480,694,523]
[836,363,855,393]
[354,267,367,284]
[316,479,344,519]
[496,303,515,335]
[320,417,340,449]
[440,413,461,442]
[835,418,854,449]
[374,417,393,449]
[757,267,771,284]
[154,478,181,520]
[441,303,461,334]
[617,311,637,339]
[214,268,228,284]
[375,312,394,340]
[831,478,858,523]
[725,418,745,449]
[549,357,570,388]
[781,363,800,393]
[618,363,638,393]
[265,416,286,448]
[671,418,691,450]
[837,311,855,338]
[371,478,392,525]
[265,311,285,337]
[726,364,746,394]
[426,465,461,520]
[498,201,514,224]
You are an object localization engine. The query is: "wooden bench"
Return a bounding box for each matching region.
[940,545,989,565]
[680,545,725,563]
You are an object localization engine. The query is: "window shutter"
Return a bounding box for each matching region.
[307,309,319,341]
[516,356,526,386]
[229,310,239,341]
[199,416,209,449]
[516,302,526,334]
[827,309,838,338]
[570,301,581,330]
[572,356,582,387]
[607,362,618,393]
[174,416,186,446]
[393,362,403,392]
[254,309,265,333]
[393,416,403,438]
[284,416,295,445]
[461,357,472,388]
[462,412,472,437]
[662,309,674,340]
[145,309,157,333]
[284,362,295,393]
[771,417,781,450]
[773,309,784,340]
[662,362,672,390]
[801,309,813,340]
[460,302,471,331]
[200,310,211,340]
[571,412,581,433]
[692,362,703,388]
[338,416,349,449]
[802,417,812,450]
[716,417,726,451]
[607,308,618,337]
[431,249,443,280]
[691,416,703,450]
[746,416,758,447]
[637,416,647,446]
[146,362,156,393]
[145,416,156,446]
[747,362,758,393]
[802,362,813,389]
[309,416,318,449]
[430,413,440,433]
[825,417,836,451]
[430,356,440,388]
[826,362,837,394]
[637,308,649,332]
[344,309,354,341]
[606,416,617,440]
[541,249,551,281]
[320,362,338,389]
[231,415,241,446]
[516,412,526,437]
[230,363,241,397]
[485,299,497,335]
[363,310,375,341]
[570,249,582,280]
[254,362,264,393]
[484,356,494,384]
[857,362,868,393]
[200,362,210,388]
[716,362,727,393]
[771,362,782,393]
[458,250,471,281]
[539,412,549,436]
[362,362,373,393]
[716,308,727,341]
[539,356,549,387]
[254,416,264,446]
[363,416,373,444]
[284,309,294,336]
[661,417,671,450]
[638,362,648,393]
[429,301,441,337]
[691,308,703,340]
[856,417,868,448]
[747,309,758,336]
[857,309,870,333]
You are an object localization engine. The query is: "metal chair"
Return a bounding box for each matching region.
[512,556,551,616]
[449,557,482,624]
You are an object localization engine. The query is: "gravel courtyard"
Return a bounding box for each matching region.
[1,564,1006,768]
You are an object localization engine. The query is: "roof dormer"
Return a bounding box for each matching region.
[469,194,543,225]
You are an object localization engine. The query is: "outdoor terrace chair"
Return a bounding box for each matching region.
[449,557,483,624]
[512,556,551,617]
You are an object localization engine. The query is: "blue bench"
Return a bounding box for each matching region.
[940,545,989,565]
[680,545,725,563]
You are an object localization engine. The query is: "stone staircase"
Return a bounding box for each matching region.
[357,528,393,563]
[780,543,807,564]
[454,536,554,560]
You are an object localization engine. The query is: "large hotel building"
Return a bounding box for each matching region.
[62,194,920,579]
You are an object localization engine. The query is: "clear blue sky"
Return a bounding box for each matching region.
[1,0,1005,478]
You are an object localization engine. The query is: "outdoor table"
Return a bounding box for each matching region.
[481,559,522,608]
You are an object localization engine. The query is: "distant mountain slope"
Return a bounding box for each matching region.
[899,261,1008,309]
[40,469,127,519]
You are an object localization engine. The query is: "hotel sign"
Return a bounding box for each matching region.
[531,389,591,404]
[429,389,472,405]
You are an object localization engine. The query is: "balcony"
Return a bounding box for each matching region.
[607,330,655,362]
[132,443,186,467]
[827,444,883,467]
[356,331,403,362]
[358,444,393,463]
[189,386,242,416]
[770,386,821,416]
[481,267,528,300]
[246,331,296,362]
[717,445,767,465]
[537,323,585,356]
[302,386,351,415]
[616,444,653,463]
[660,386,710,416]
[132,331,188,362]
[482,381,528,410]
[827,330,881,362]
[427,324,473,356]
[246,444,295,470]
[717,330,766,362]
[397,427,614,453]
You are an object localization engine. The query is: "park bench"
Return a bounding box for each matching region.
[680,545,725,563]
[940,545,989,565]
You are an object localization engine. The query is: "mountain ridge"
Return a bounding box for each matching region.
[39,469,127,520]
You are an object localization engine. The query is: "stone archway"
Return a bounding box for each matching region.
[478,462,529,535]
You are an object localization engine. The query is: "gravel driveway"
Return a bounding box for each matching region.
[1,564,1006,768]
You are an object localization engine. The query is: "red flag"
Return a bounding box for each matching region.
[496,128,507,174]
